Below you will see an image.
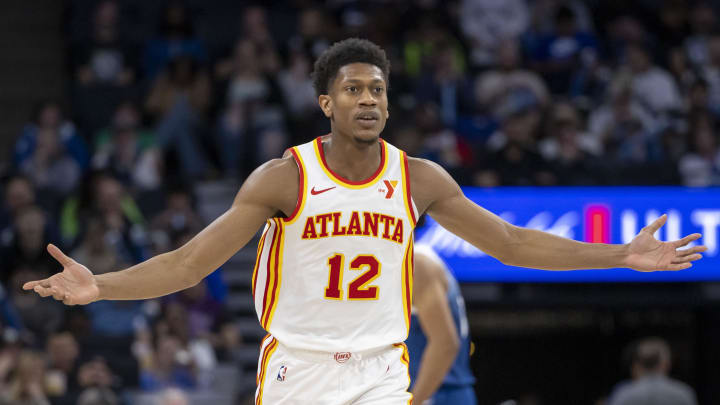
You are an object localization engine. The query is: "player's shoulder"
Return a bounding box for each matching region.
[405,155,441,173]
[405,155,457,185]
[242,155,299,198]
[254,155,299,180]
[404,155,462,215]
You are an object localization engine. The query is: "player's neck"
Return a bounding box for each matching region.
[323,132,382,182]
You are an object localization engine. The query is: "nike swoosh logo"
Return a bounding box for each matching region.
[311,186,336,195]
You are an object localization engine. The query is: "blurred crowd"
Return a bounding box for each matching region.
[1,0,718,403]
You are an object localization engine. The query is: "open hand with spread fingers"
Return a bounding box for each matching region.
[624,214,707,272]
[22,244,99,305]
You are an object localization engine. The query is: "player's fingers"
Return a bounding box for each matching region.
[47,244,75,267]
[23,280,44,290]
[642,214,667,235]
[676,245,708,256]
[667,262,692,271]
[672,233,702,248]
[672,254,703,264]
[33,285,53,297]
[50,287,66,301]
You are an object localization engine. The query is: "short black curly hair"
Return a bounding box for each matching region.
[311,38,391,97]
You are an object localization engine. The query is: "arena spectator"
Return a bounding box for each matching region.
[7,269,64,343]
[44,331,81,404]
[138,334,196,392]
[75,358,118,402]
[59,172,148,277]
[412,103,470,180]
[460,0,530,68]
[14,102,89,173]
[653,0,690,51]
[286,7,333,61]
[72,0,137,87]
[608,337,697,405]
[476,92,554,186]
[143,3,207,80]
[17,129,82,200]
[684,1,717,69]
[149,187,203,254]
[71,216,131,276]
[277,49,319,119]
[145,56,210,180]
[538,102,602,185]
[0,350,50,405]
[527,0,594,34]
[0,175,36,228]
[214,38,288,175]
[92,102,162,192]
[618,41,683,117]
[0,205,60,283]
[238,6,281,74]
[700,35,720,117]
[153,300,216,381]
[0,283,24,338]
[666,47,698,100]
[415,40,475,127]
[527,5,598,95]
[587,82,657,155]
[475,37,549,117]
[687,79,711,114]
[678,112,720,186]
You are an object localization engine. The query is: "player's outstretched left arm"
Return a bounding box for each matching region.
[409,158,707,271]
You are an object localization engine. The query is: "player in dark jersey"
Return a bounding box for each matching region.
[408,244,477,404]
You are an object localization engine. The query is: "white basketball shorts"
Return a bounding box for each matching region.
[255,335,413,405]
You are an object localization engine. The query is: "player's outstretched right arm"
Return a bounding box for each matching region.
[23,156,300,305]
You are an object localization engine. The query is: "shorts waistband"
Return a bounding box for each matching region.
[276,341,398,363]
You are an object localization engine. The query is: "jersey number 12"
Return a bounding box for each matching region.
[324,254,381,300]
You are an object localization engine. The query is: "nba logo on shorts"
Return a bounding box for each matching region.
[277,365,287,382]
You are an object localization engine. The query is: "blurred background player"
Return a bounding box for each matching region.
[407,242,476,404]
[608,337,697,405]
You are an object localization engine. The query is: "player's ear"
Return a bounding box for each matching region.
[319,95,332,118]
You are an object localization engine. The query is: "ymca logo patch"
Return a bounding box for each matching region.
[378,180,398,199]
[277,365,287,381]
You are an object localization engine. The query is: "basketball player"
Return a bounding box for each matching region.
[408,244,476,404]
[24,39,706,404]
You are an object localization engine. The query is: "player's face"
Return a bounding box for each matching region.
[320,63,389,145]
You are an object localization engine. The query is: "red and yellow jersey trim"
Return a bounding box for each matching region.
[401,237,414,335]
[260,218,285,330]
[283,147,307,224]
[400,151,417,227]
[313,136,388,189]
[393,342,414,404]
[255,335,279,405]
[251,225,271,298]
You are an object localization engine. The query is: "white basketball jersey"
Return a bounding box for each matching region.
[252,135,418,352]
